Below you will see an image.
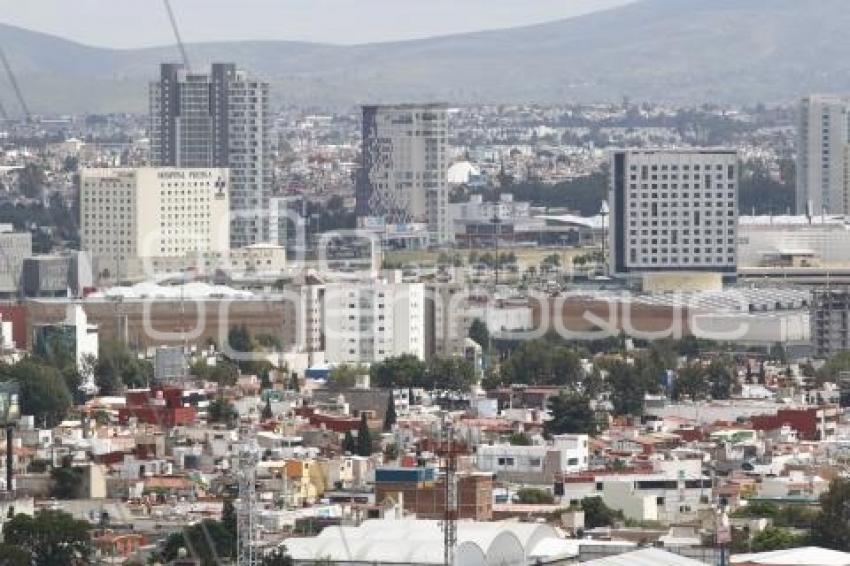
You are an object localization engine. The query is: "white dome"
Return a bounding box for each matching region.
[448,161,481,185]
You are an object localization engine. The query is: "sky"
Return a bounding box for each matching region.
[1,0,636,47]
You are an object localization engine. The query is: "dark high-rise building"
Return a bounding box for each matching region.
[150,63,271,248]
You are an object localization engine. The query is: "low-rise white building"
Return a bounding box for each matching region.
[476,434,589,485]
[555,459,711,523]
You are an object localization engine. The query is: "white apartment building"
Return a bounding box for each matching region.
[609,149,738,280]
[282,281,326,355]
[80,167,230,281]
[323,281,425,365]
[796,95,850,215]
[476,434,589,485]
[357,104,451,245]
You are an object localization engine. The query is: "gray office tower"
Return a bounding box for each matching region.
[356,104,451,246]
[150,63,271,248]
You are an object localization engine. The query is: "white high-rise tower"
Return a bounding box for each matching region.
[796,95,850,215]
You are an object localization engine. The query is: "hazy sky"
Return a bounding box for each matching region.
[2,0,635,47]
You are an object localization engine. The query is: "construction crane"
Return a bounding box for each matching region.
[163,0,192,70]
[236,423,259,566]
[0,47,30,121]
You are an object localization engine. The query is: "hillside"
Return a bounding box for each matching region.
[1,0,849,114]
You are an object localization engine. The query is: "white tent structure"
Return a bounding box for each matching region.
[284,518,577,566]
[731,546,850,565]
[582,547,710,566]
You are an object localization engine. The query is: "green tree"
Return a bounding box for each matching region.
[545,393,599,436]
[492,171,607,216]
[498,339,582,387]
[427,357,476,392]
[812,477,850,550]
[356,413,372,457]
[222,499,237,559]
[0,543,30,566]
[208,398,238,428]
[673,364,709,401]
[383,394,397,432]
[4,510,92,566]
[515,488,554,504]
[582,366,606,398]
[647,340,678,373]
[255,333,283,350]
[581,497,624,529]
[707,359,734,400]
[157,519,235,566]
[509,432,532,446]
[342,430,357,454]
[191,359,238,386]
[817,351,850,383]
[468,319,490,352]
[370,355,427,389]
[33,330,76,371]
[95,341,153,393]
[50,456,82,500]
[603,357,661,417]
[770,342,788,364]
[260,548,293,566]
[738,159,795,215]
[16,163,46,199]
[327,365,363,390]
[228,325,255,357]
[1,359,72,428]
[750,526,806,552]
[383,443,400,462]
[730,501,779,519]
[261,398,273,420]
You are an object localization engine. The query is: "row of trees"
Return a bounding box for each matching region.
[0,510,92,565]
[0,324,289,429]
[370,355,476,392]
[672,360,734,401]
[726,478,850,553]
[487,159,795,220]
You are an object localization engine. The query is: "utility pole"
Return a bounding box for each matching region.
[441,415,457,566]
[237,424,259,566]
[492,213,501,287]
[599,201,609,276]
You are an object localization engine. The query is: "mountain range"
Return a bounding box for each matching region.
[1,0,849,114]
